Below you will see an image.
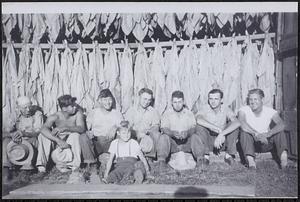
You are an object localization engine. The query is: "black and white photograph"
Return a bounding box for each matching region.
[1,2,298,199]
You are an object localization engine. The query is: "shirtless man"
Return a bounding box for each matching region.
[39,95,85,172]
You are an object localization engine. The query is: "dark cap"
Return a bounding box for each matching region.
[57,95,77,108]
[98,89,114,99]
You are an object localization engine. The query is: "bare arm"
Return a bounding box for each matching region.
[161,127,179,139]
[103,153,115,180]
[40,115,61,143]
[137,150,150,175]
[265,112,285,138]
[219,119,241,137]
[196,115,222,133]
[238,111,258,135]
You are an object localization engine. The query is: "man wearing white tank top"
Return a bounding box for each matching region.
[238,89,288,169]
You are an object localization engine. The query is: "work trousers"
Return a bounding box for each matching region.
[36,132,81,170]
[3,135,38,170]
[80,134,112,164]
[106,157,145,183]
[240,130,288,159]
[156,133,203,162]
[196,125,239,156]
[132,130,161,158]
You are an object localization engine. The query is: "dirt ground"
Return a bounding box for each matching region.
[2,158,297,197]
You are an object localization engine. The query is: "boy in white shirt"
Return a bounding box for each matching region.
[103,121,152,184]
[238,89,288,169]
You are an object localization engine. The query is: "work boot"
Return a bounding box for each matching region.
[133,169,144,184]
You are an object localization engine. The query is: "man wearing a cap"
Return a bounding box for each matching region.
[196,89,241,166]
[124,88,161,160]
[39,95,85,172]
[2,96,44,181]
[80,89,123,170]
[156,91,203,171]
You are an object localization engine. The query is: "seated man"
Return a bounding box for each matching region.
[238,89,288,169]
[80,89,123,169]
[124,88,161,160]
[103,120,151,184]
[196,89,240,166]
[156,91,203,171]
[39,95,85,172]
[2,96,44,181]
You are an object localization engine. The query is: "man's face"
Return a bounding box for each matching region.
[172,97,184,112]
[139,93,152,109]
[18,102,32,116]
[248,93,263,112]
[118,128,131,142]
[101,97,113,111]
[208,93,222,109]
[63,103,77,115]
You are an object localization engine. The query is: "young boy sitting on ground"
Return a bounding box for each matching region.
[102,120,152,184]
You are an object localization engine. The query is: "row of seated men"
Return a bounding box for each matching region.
[2,88,288,184]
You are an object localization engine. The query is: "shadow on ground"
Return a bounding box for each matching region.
[174,186,208,197]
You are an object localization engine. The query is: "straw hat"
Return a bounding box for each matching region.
[51,147,73,165]
[168,151,196,170]
[7,140,34,166]
[140,135,154,153]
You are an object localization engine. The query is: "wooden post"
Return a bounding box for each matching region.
[275,13,283,111]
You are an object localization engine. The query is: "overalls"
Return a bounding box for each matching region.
[106,140,145,183]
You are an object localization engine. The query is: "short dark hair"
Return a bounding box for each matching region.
[172,90,184,99]
[208,89,223,99]
[98,89,114,100]
[57,95,76,108]
[138,88,153,97]
[248,88,265,98]
[117,120,130,131]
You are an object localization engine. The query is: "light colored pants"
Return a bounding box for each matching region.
[36,132,81,170]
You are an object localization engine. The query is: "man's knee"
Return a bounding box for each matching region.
[150,131,161,143]
[195,125,210,137]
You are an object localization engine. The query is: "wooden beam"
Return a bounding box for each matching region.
[1,33,276,50]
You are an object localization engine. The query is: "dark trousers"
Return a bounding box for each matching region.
[156,133,203,162]
[196,125,239,156]
[240,130,288,159]
[79,134,112,164]
[107,157,145,183]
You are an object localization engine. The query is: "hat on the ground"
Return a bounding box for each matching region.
[168,151,196,170]
[7,139,34,166]
[140,135,154,153]
[51,147,73,165]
